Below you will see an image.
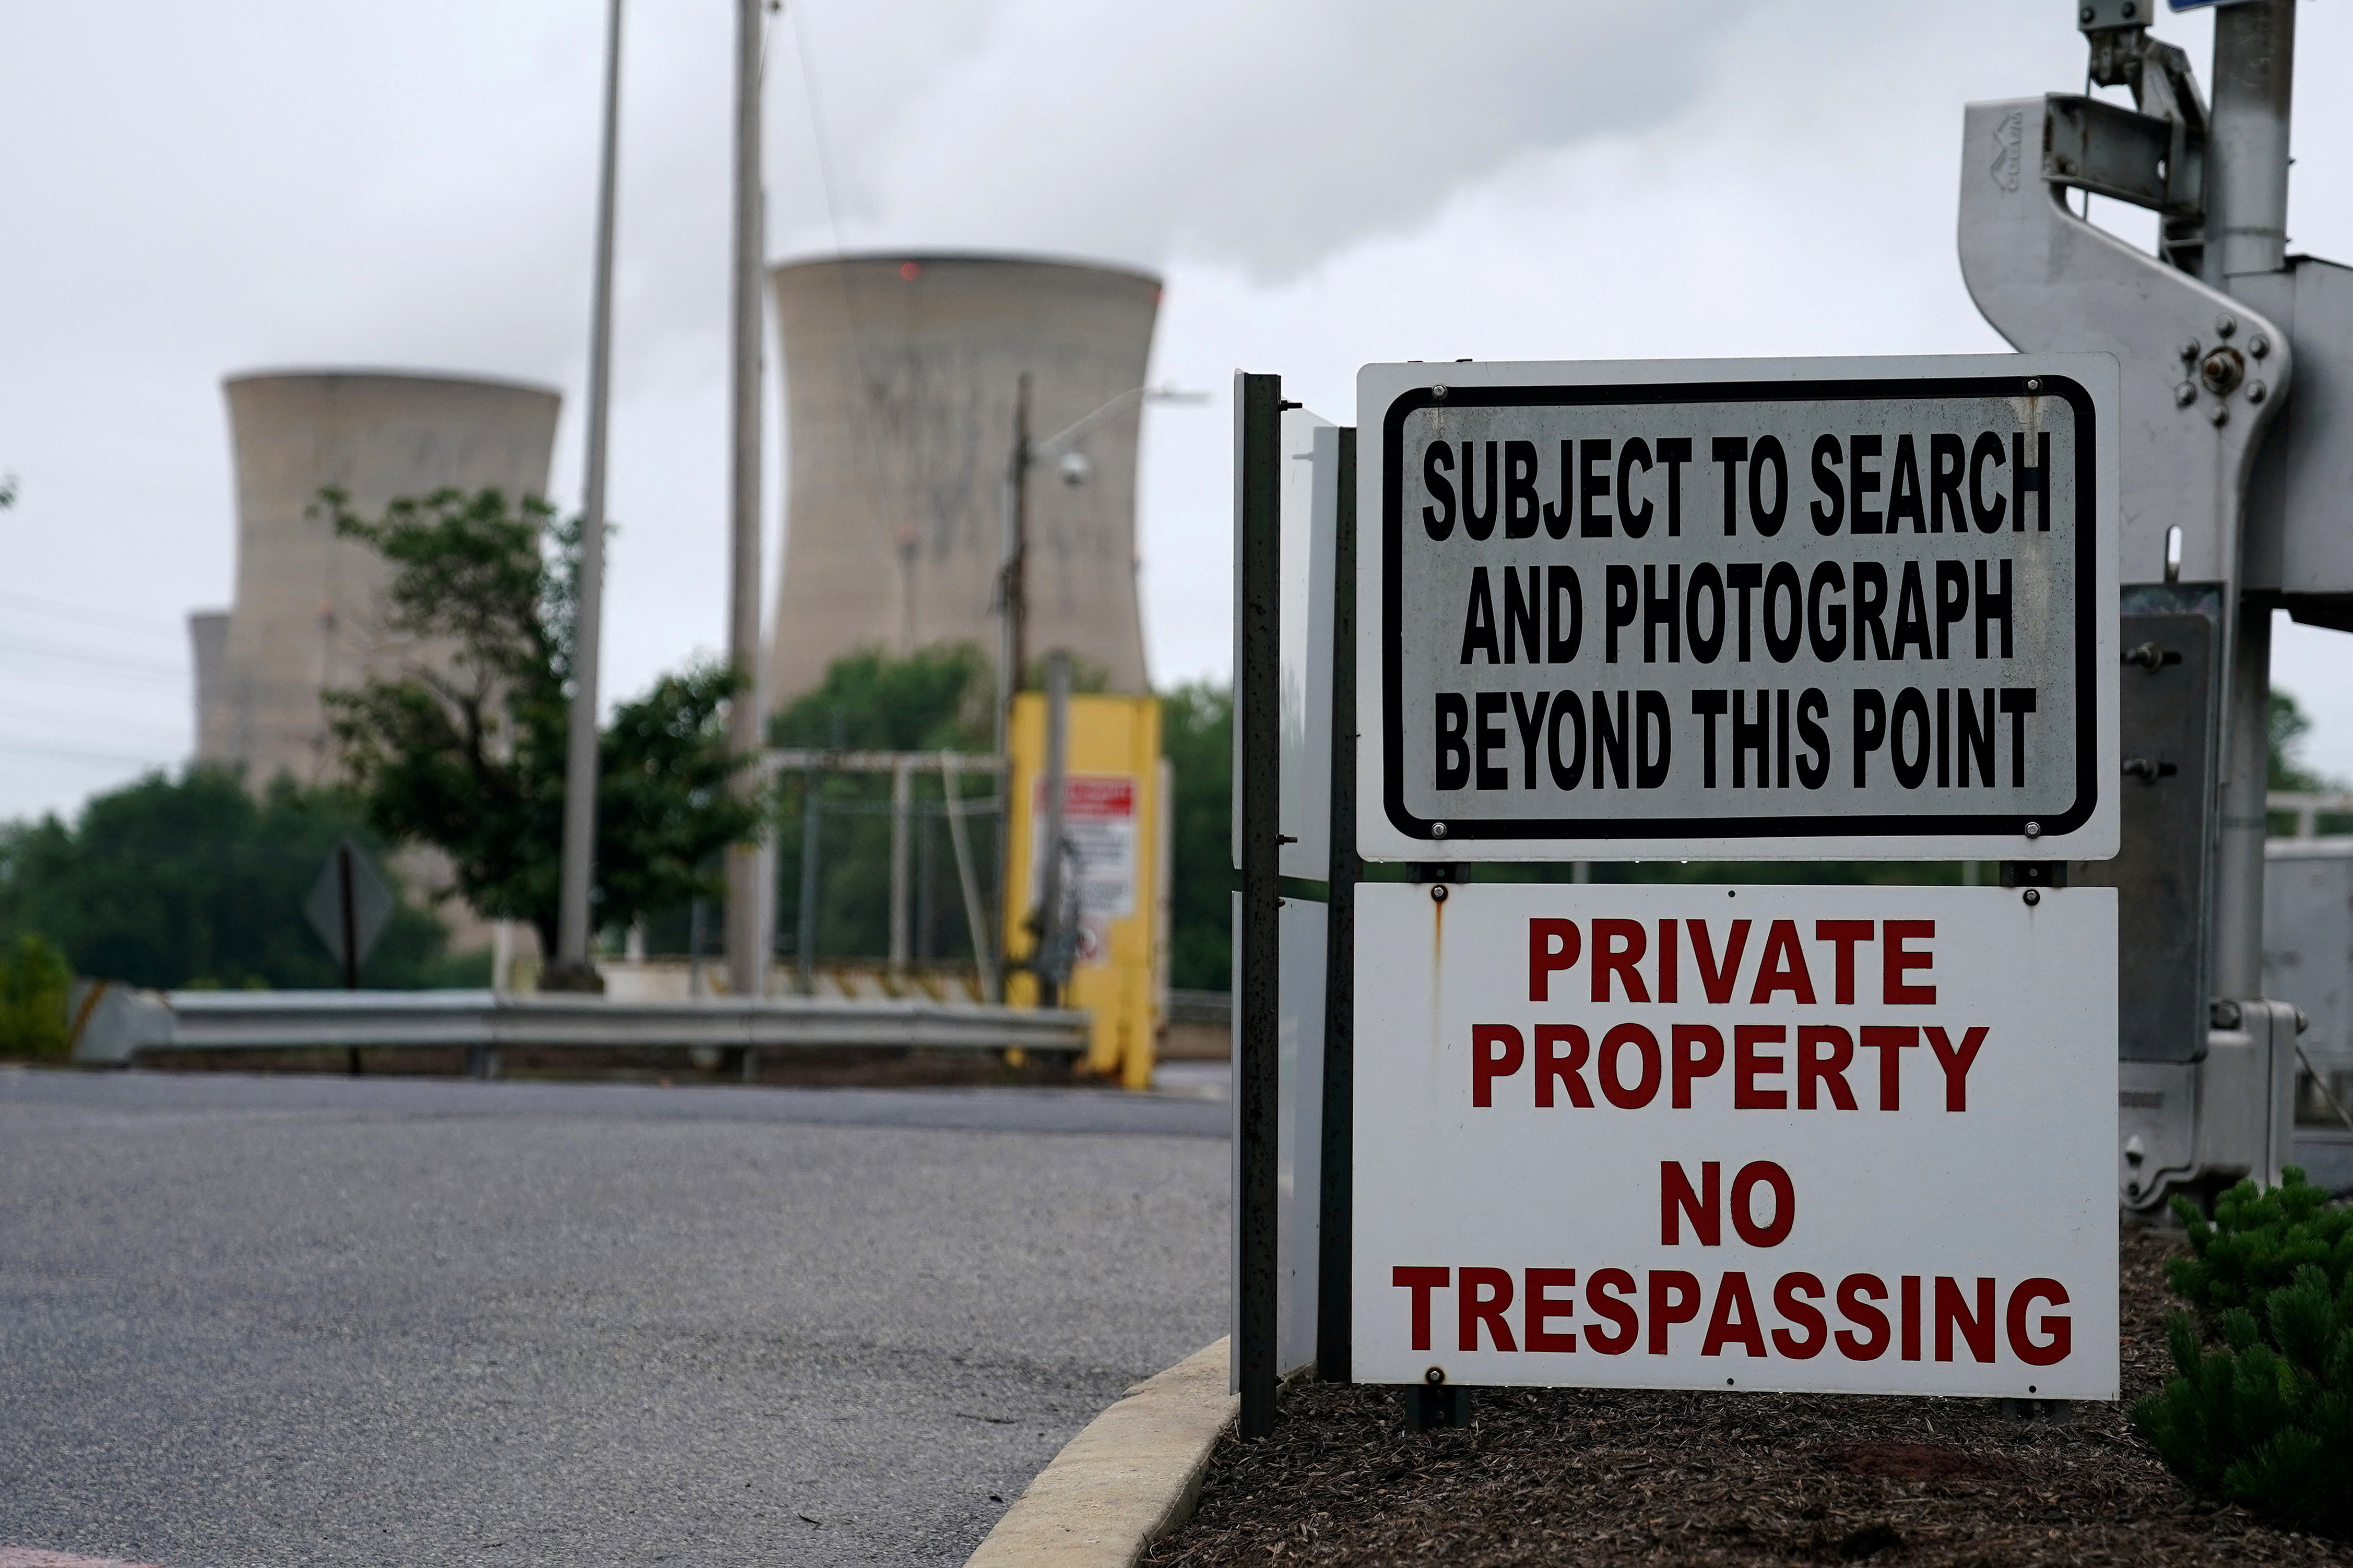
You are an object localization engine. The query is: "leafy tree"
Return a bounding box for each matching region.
[320,487,760,958]
[755,649,1231,982]
[770,644,992,752]
[764,645,997,965]
[0,933,73,1056]
[1161,681,1233,992]
[0,767,457,990]
[2271,689,2335,793]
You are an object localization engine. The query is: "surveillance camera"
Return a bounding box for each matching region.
[1058,450,1092,486]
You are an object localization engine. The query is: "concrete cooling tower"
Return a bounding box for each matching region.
[765,253,1161,704]
[192,370,562,785]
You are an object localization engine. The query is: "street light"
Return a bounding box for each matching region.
[992,380,1208,762]
[990,379,1207,996]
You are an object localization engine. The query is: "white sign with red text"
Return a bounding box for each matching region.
[1352,881,2117,1399]
[1030,774,1140,967]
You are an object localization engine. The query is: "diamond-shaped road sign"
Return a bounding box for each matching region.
[304,839,395,983]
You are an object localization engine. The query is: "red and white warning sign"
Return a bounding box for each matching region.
[1352,881,2116,1399]
[1030,774,1140,967]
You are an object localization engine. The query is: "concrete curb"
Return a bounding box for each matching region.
[965,1337,1233,1567]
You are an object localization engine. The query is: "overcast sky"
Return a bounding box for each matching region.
[4,0,2352,822]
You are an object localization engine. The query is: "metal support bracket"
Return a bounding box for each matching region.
[1959,97,2291,594]
[2044,95,2202,217]
[2121,997,2300,1209]
[1404,1383,1473,1432]
[1961,91,2297,1212]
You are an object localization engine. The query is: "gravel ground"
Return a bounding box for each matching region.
[1148,1227,2353,1567]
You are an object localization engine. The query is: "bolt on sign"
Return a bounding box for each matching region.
[1352,882,2118,1399]
[1356,356,2120,861]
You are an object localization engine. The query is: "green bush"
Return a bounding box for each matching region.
[2132,1168,2353,1534]
[0,932,73,1060]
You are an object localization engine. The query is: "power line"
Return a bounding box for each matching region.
[0,588,187,639]
[0,734,178,768]
[0,631,184,680]
[0,697,185,747]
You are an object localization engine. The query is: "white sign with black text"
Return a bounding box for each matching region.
[1357,355,2120,861]
[1351,881,2118,1399]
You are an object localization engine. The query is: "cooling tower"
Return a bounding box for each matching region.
[193,370,562,784]
[765,253,1161,704]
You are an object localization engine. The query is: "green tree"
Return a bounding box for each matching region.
[0,933,73,1057]
[770,645,993,752]
[1161,680,1233,992]
[766,646,997,965]
[754,655,1233,987]
[0,768,456,990]
[320,487,760,957]
[2270,688,2334,793]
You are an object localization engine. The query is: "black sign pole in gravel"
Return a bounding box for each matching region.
[1237,372,1283,1440]
[1316,426,1359,1385]
[337,841,361,1077]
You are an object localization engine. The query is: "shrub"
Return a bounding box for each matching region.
[2131,1168,2353,1534]
[0,932,73,1060]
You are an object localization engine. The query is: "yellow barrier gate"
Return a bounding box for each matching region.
[1003,692,1164,1089]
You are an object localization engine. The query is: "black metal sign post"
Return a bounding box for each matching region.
[336,842,360,991]
[1316,427,1359,1385]
[336,842,361,1075]
[305,837,396,1074]
[1237,372,1283,1440]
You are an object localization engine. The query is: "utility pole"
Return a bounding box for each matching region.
[994,372,1034,765]
[551,0,625,994]
[1031,650,1073,1007]
[723,0,770,999]
[990,379,1201,991]
[992,372,1032,989]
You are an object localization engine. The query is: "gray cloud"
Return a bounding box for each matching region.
[779,0,1766,278]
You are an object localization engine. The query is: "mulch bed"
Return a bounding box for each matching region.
[1147,1227,2353,1566]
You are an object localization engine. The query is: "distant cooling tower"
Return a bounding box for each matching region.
[192,370,561,784]
[765,253,1161,704]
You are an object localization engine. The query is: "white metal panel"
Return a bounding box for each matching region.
[1352,881,2118,1398]
[1232,893,1327,1384]
[2264,840,2353,1077]
[1234,397,1339,880]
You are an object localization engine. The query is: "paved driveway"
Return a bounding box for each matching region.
[0,1070,1228,1567]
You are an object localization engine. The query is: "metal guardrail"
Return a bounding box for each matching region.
[2269,792,2353,839]
[1165,989,1232,1026]
[69,986,1088,1067]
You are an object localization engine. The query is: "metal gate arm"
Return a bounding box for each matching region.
[1957,97,2290,592]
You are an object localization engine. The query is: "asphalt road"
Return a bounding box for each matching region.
[0,1068,1229,1568]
